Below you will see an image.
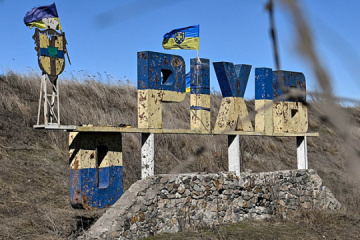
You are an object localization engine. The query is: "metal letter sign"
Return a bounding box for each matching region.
[137,51,186,129]
[69,132,123,209]
[68,52,309,210]
[190,58,211,131]
[255,68,308,133]
[213,62,253,131]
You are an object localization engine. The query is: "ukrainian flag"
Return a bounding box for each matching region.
[163,25,199,50]
[185,72,191,93]
[24,3,62,31]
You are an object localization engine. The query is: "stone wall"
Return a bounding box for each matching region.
[81,170,341,240]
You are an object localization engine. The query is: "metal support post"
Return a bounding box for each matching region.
[36,74,60,126]
[296,136,308,169]
[49,77,57,123]
[57,79,60,125]
[43,74,48,125]
[228,135,241,176]
[141,133,155,179]
[37,74,45,125]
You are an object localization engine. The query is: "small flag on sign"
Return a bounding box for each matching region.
[24,3,62,31]
[185,72,191,93]
[162,25,199,50]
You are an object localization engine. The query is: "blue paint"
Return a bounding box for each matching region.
[190,58,210,95]
[255,68,273,100]
[255,68,306,101]
[272,71,306,101]
[137,51,185,92]
[99,167,109,189]
[70,166,123,209]
[190,106,211,111]
[40,48,64,58]
[213,62,251,98]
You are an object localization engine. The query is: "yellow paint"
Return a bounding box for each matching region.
[39,33,49,48]
[273,102,308,133]
[255,99,274,134]
[56,58,64,75]
[214,97,253,132]
[54,36,63,50]
[74,125,318,136]
[69,132,123,170]
[40,56,51,74]
[190,94,211,132]
[138,89,186,129]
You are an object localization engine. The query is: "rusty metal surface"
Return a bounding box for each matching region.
[212,62,253,132]
[137,51,185,92]
[137,51,186,129]
[33,28,67,77]
[272,70,306,101]
[255,99,274,134]
[214,97,253,132]
[273,101,308,133]
[190,58,211,131]
[255,67,306,101]
[255,67,274,100]
[137,89,186,129]
[69,132,123,209]
[254,67,308,133]
[190,58,210,95]
[213,62,251,98]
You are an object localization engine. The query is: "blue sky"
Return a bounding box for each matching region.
[1,0,360,101]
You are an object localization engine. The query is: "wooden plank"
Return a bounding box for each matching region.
[76,126,210,134]
[212,130,319,137]
[74,126,318,137]
[33,124,77,130]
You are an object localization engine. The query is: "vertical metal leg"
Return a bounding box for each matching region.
[141,133,155,179]
[57,79,60,125]
[49,79,56,124]
[37,74,45,125]
[43,75,48,125]
[228,135,241,176]
[36,74,61,126]
[297,136,308,169]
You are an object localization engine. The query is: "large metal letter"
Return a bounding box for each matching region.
[272,71,308,133]
[190,58,211,132]
[137,51,186,129]
[255,68,274,134]
[255,68,308,134]
[69,132,123,209]
[213,62,253,132]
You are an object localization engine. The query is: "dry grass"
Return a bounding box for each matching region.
[0,71,359,239]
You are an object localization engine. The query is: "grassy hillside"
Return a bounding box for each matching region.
[0,72,359,239]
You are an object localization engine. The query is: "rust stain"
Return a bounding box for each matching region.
[82,195,90,210]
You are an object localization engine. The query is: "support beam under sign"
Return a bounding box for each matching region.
[297,136,308,169]
[141,133,155,179]
[228,135,241,176]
